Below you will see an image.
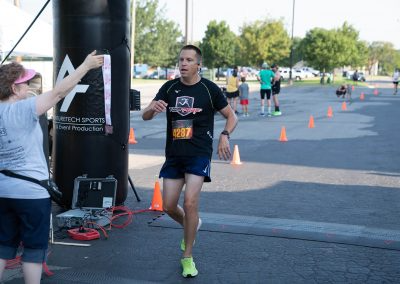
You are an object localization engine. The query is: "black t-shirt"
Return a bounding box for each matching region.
[154,78,228,158]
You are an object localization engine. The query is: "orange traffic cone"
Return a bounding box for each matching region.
[327,106,333,118]
[308,115,315,128]
[230,144,242,165]
[279,126,288,142]
[373,89,379,96]
[351,85,355,91]
[341,101,347,111]
[149,179,163,211]
[360,92,365,100]
[128,128,137,144]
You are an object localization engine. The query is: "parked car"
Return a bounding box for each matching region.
[144,70,166,79]
[215,68,228,78]
[279,68,306,80]
[319,72,332,78]
[167,69,180,80]
[356,72,366,82]
[344,71,366,82]
[301,67,319,77]
[133,64,148,79]
[279,67,290,80]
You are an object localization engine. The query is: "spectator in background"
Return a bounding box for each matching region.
[352,70,359,85]
[225,67,240,114]
[346,84,353,101]
[239,67,248,80]
[271,64,282,116]
[336,84,347,98]
[393,68,399,95]
[256,63,275,117]
[239,76,250,116]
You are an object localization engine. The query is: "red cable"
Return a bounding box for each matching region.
[85,222,109,239]
[6,249,54,276]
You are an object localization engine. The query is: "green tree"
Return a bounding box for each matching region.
[199,20,237,73]
[368,41,400,75]
[335,23,367,68]
[302,23,368,79]
[134,0,182,67]
[238,19,290,67]
[280,36,302,67]
[302,28,340,73]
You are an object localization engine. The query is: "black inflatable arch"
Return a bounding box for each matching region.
[52,0,130,207]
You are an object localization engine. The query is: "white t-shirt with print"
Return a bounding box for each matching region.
[0,97,49,199]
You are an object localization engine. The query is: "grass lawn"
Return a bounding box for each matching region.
[283,77,368,87]
[132,76,370,88]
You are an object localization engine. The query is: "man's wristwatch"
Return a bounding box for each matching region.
[221,130,230,139]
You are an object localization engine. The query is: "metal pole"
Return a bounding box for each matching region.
[131,0,136,80]
[191,0,194,43]
[185,0,189,44]
[289,0,295,85]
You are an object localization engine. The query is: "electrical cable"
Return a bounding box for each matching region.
[6,248,54,276]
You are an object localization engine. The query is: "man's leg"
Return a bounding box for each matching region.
[273,94,280,111]
[233,97,238,113]
[182,174,203,258]
[162,178,185,226]
[0,259,6,280]
[260,90,265,115]
[267,99,272,115]
[266,90,272,116]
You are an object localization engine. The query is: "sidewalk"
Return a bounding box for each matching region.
[3,80,400,283]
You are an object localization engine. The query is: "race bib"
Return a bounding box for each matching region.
[172,120,193,140]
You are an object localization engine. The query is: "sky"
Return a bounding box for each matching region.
[157,0,400,49]
[5,0,400,49]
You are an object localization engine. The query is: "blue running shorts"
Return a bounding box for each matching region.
[159,156,211,182]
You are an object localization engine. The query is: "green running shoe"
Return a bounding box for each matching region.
[272,111,282,116]
[181,257,198,278]
[180,218,202,251]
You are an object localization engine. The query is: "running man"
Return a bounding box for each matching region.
[142,45,238,278]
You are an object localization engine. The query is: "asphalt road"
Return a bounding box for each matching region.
[4,79,400,283]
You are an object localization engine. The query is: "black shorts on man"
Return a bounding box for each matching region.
[260,89,271,100]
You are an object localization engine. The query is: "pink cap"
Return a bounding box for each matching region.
[14,68,36,84]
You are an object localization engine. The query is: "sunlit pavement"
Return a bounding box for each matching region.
[4,79,400,283]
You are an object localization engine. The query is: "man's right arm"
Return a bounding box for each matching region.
[142,100,168,121]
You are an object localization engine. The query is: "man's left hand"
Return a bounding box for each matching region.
[218,135,231,160]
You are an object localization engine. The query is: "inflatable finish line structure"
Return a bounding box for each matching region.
[52,1,131,207]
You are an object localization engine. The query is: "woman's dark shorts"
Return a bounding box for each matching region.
[225,90,239,99]
[0,198,51,263]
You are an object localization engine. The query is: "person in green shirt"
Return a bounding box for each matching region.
[256,63,275,116]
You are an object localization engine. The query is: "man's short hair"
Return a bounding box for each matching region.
[180,45,202,64]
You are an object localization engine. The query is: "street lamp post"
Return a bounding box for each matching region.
[185,0,189,44]
[289,0,295,85]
